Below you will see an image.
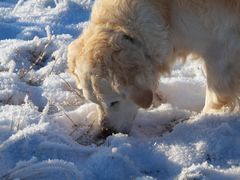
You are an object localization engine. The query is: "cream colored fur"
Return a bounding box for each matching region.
[68,0,240,133]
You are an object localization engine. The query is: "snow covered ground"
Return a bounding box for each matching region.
[1,1,240,179]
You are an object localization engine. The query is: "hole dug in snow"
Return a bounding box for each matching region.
[55,103,192,146]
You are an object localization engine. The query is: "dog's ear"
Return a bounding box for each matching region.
[127,85,153,109]
[67,37,85,88]
[68,38,82,74]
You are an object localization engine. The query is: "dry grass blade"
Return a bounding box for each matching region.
[57,74,85,100]
[74,118,96,142]
[57,105,78,128]
[19,40,52,79]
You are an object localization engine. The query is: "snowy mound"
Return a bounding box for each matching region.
[1,1,240,179]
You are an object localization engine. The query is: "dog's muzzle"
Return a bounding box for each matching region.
[97,117,117,139]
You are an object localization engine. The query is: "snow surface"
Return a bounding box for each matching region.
[1,1,240,179]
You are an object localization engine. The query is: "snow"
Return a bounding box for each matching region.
[1,1,240,179]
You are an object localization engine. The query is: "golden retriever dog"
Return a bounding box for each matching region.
[68,0,240,135]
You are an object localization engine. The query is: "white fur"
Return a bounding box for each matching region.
[68,0,240,133]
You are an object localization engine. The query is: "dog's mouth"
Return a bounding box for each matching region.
[97,127,117,140]
[97,116,118,138]
[72,109,118,146]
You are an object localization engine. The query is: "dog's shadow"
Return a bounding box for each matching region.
[64,103,193,145]
[130,104,192,138]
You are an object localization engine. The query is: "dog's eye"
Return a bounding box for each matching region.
[122,34,135,43]
[110,101,120,107]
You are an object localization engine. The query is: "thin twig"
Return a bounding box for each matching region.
[57,105,78,128]
[19,41,52,79]
[47,57,57,75]
[69,126,80,136]
[6,94,14,104]
[75,119,96,142]
[57,74,84,99]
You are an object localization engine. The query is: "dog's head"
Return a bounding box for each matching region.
[67,18,172,135]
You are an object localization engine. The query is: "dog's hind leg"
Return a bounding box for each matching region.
[203,85,235,113]
[202,40,240,113]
